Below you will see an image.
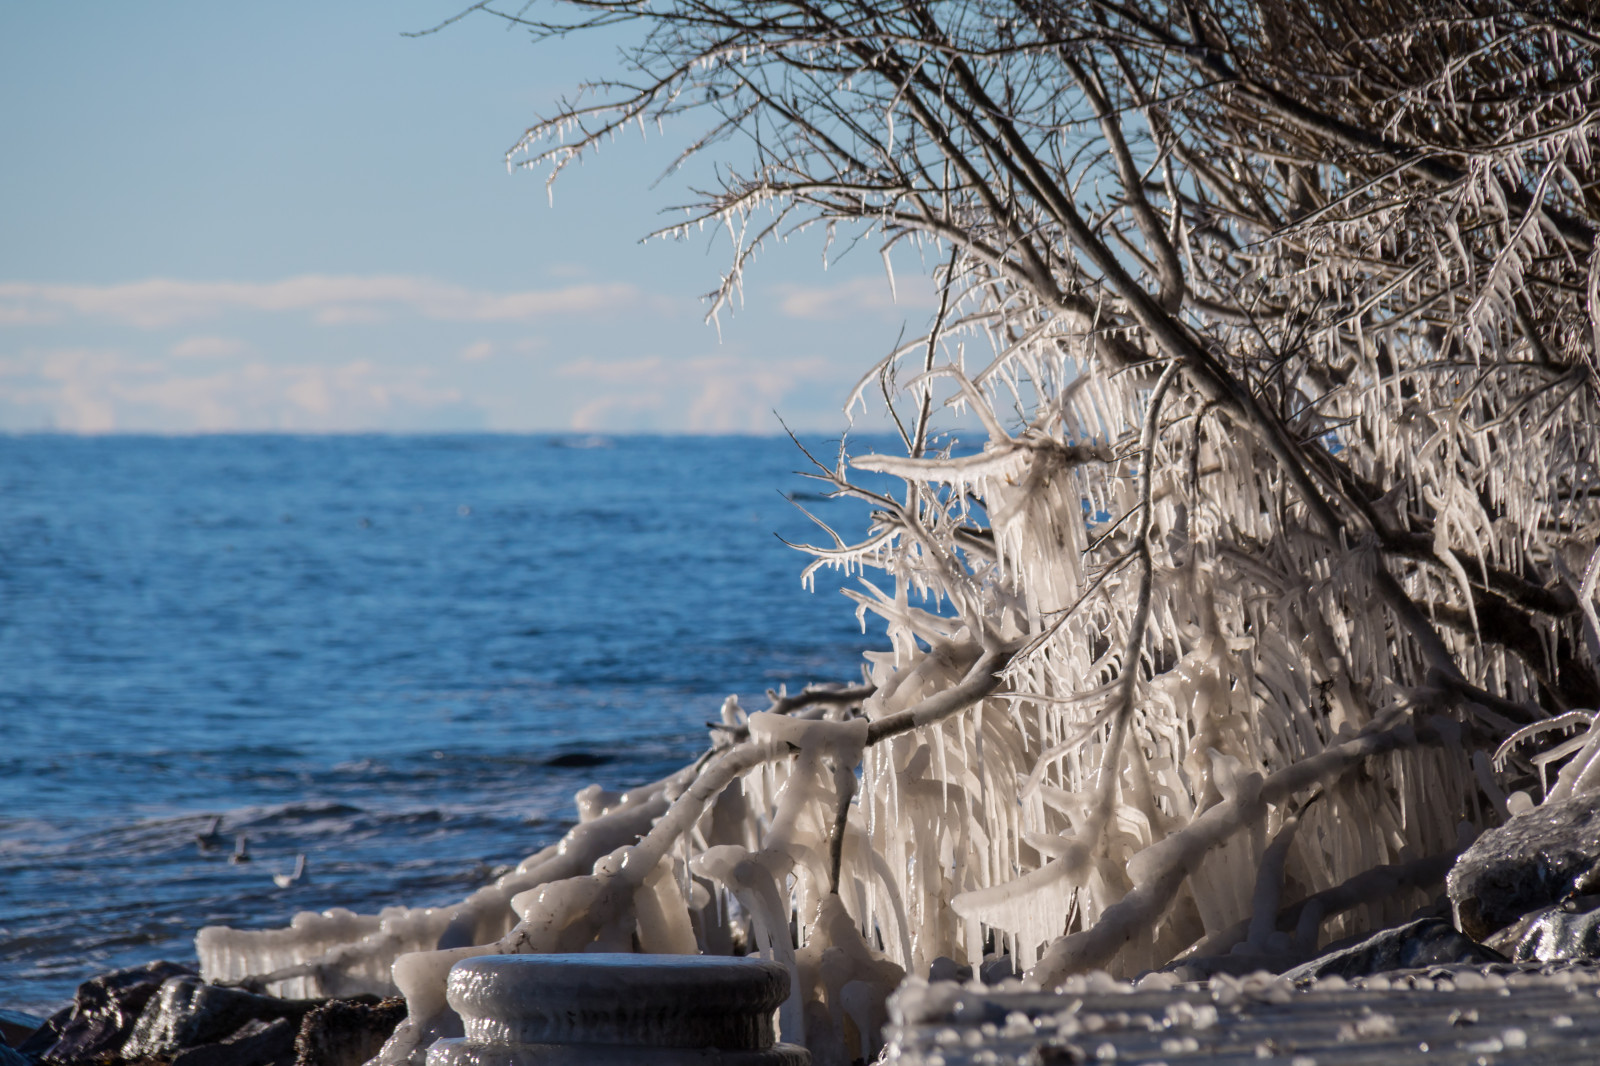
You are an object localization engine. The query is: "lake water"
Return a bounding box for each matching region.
[0,434,892,1015]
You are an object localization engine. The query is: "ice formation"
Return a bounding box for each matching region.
[197,2,1600,1063]
[196,338,1597,1061]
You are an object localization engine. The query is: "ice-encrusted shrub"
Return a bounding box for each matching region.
[198,1,1600,1063]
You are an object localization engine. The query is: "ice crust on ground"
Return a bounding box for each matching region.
[884,963,1600,1063]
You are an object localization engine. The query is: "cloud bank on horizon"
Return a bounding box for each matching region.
[0,272,932,434]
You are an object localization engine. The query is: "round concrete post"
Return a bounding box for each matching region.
[426,954,811,1066]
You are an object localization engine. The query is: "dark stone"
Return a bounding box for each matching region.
[1162,950,1297,981]
[927,958,972,983]
[978,954,1016,984]
[121,977,319,1061]
[1279,917,1506,982]
[0,1009,47,1049]
[168,1018,297,1066]
[293,996,406,1066]
[12,1007,69,1062]
[1487,893,1600,963]
[33,961,195,1065]
[1446,791,1600,940]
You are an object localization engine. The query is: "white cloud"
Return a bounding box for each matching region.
[558,354,670,384]
[458,340,495,363]
[774,275,937,321]
[313,305,389,326]
[558,353,832,433]
[568,393,665,431]
[33,349,124,432]
[0,305,58,326]
[0,346,476,432]
[0,276,661,329]
[170,335,246,359]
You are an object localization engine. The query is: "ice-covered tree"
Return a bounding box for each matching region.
[198,2,1600,1062]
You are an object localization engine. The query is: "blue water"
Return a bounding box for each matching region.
[0,434,892,1015]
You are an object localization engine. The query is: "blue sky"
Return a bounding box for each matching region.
[0,3,937,433]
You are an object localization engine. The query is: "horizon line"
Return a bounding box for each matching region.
[0,427,908,440]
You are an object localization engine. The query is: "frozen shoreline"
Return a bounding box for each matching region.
[885,961,1600,1064]
[13,954,1600,1066]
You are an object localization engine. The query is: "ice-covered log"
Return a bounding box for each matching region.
[196,772,685,998]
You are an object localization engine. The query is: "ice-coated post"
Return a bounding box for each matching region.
[426,954,811,1065]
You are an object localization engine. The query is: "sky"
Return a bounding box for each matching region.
[0,3,940,434]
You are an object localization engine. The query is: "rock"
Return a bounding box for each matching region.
[0,1044,28,1066]
[1163,949,1299,981]
[1447,791,1600,940]
[11,1008,69,1062]
[979,954,1017,984]
[927,957,972,983]
[121,976,318,1060]
[0,1009,46,1049]
[1280,917,1505,982]
[30,961,195,1064]
[1022,1047,1085,1065]
[293,996,406,1066]
[1486,893,1600,963]
[168,1018,298,1066]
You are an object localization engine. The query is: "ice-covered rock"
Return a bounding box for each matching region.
[9,1014,66,1064]
[1489,894,1600,963]
[168,1016,298,1066]
[121,975,317,1060]
[1447,792,1600,940]
[1280,917,1504,982]
[25,960,194,1064]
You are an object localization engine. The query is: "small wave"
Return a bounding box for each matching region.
[330,758,389,774]
[233,801,367,827]
[378,809,447,826]
[542,752,613,769]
